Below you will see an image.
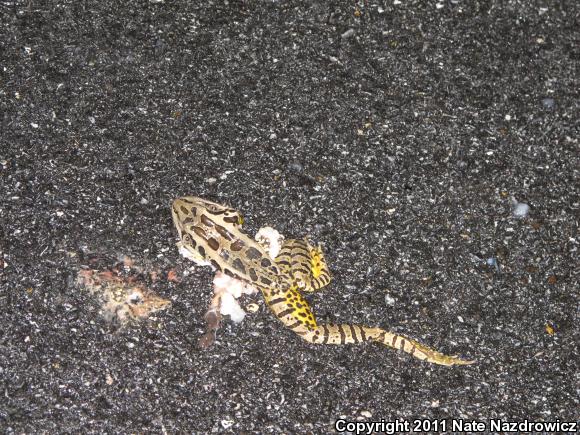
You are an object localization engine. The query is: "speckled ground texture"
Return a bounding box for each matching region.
[1,0,578,433]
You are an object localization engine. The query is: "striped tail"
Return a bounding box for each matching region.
[300,324,475,366]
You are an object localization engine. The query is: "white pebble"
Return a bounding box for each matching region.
[341,29,355,39]
[511,197,530,218]
[220,419,234,429]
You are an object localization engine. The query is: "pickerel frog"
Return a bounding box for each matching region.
[172,196,474,366]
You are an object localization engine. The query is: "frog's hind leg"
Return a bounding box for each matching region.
[275,238,331,292]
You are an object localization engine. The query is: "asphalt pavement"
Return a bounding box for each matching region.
[1,1,578,433]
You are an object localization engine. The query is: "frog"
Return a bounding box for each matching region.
[172,196,474,366]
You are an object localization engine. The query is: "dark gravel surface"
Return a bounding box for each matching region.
[1,0,578,433]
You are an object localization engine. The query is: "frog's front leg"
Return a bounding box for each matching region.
[198,291,223,349]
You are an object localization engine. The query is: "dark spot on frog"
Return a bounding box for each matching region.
[205,207,225,215]
[198,245,206,257]
[232,258,247,274]
[230,239,245,251]
[180,205,190,215]
[223,268,241,280]
[249,268,258,282]
[207,237,219,251]
[201,214,215,227]
[219,250,230,262]
[246,247,262,260]
[210,260,221,271]
[215,225,234,240]
[193,226,207,240]
[223,215,239,224]
[260,258,271,268]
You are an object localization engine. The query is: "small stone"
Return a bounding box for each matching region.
[542,97,555,110]
[287,162,303,173]
[221,419,234,429]
[341,29,355,39]
[486,257,501,273]
[512,201,530,218]
[246,303,259,313]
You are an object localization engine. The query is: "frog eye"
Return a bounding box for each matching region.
[238,214,244,225]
